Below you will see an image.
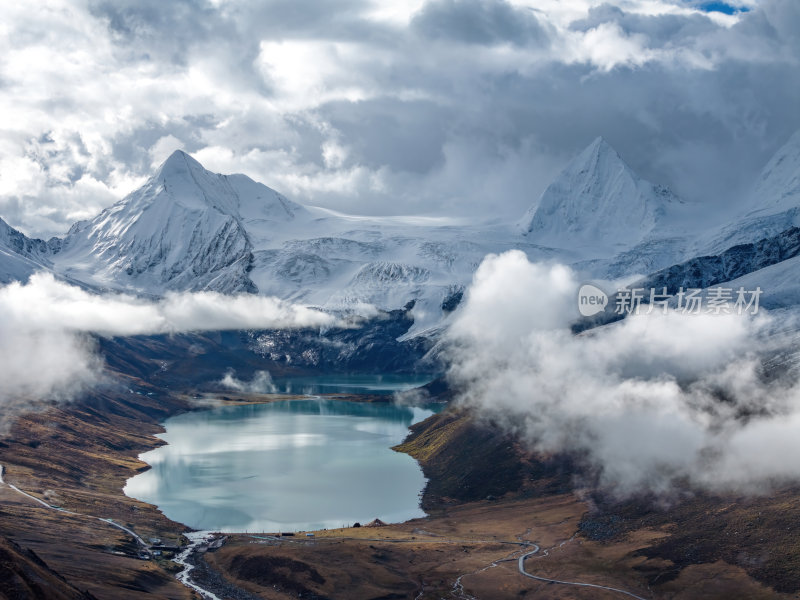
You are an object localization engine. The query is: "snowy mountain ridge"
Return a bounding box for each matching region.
[2,131,800,332]
[52,151,312,294]
[701,130,800,254]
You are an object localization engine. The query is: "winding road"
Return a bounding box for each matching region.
[517,544,649,600]
[3,464,651,600]
[0,464,149,548]
[0,463,219,600]
[255,529,650,599]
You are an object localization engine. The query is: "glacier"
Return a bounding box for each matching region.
[2,130,800,337]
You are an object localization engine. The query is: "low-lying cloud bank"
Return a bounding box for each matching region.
[445,250,800,498]
[0,273,335,417]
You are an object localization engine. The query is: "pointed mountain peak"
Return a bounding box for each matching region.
[571,136,627,174]
[588,135,611,151]
[105,147,310,227]
[518,137,668,251]
[156,149,205,180]
[147,149,241,213]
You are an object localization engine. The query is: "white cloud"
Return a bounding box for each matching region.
[219,369,277,394]
[257,40,374,109]
[0,0,797,235]
[0,272,336,421]
[149,134,187,170]
[0,272,335,336]
[573,22,655,70]
[366,0,427,25]
[445,251,800,498]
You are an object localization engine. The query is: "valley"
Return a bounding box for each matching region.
[2,373,800,600]
[4,4,800,599]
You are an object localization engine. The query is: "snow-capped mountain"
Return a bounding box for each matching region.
[519,137,682,251]
[518,136,695,277]
[0,217,59,284]
[54,151,309,294]
[0,150,546,333]
[2,131,800,332]
[703,130,800,254]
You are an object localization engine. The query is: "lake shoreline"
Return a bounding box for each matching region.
[1,384,782,599]
[137,389,439,599]
[0,385,438,599]
[182,390,412,407]
[124,394,434,534]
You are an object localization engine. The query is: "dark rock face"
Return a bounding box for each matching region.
[246,303,433,374]
[573,226,800,333]
[97,303,434,392]
[639,226,800,294]
[0,217,59,262]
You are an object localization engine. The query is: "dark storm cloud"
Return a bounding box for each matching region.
[89,0,241,64]
[458,58,800,209]
[234,0,387,41]
[571,4,721,41]
[320,98,450,174]
[411,0,551,46]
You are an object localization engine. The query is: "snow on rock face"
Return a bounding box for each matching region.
[704,131,800,253]
[351,261,431,286]
[0,218,60,260]
[519,137,677,254]
[0,245,47,285]
[0,218,59,284]
[752,130,800,218]
[54,151,307,294]
[3,130,800,331]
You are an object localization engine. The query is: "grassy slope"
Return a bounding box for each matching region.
[401,406,800,597]
[394,408,574,510]
[0,535,98,600]
[0,371,194,599]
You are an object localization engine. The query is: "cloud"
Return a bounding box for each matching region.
[445,250,800,498]
[219,369,277,394]
[0,324,102,406]
[0,272,335,424]
[410,0,551,47]
[1,272,335,335]
[1,1,799,236]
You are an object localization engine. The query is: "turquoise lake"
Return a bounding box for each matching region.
[124,394,434,533]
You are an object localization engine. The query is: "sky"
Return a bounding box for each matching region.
[0,0,798,238]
